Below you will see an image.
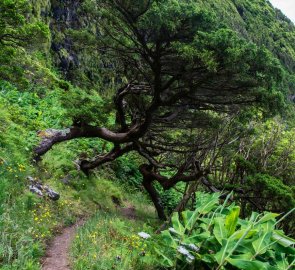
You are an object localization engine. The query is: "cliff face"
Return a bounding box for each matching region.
[34,0,295,90]
[49,0,103,89]
[50,0,82,77]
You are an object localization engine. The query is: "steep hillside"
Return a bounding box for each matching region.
[27,0,295,90]
[0,0,294,269]
[199,0,295,72]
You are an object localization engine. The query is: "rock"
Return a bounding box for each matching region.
[29,185,43,196]
[44,185,60,201]
[27,176,60,201]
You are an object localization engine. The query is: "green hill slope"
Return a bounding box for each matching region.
[0,0,294,269]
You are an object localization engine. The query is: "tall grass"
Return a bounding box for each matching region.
[71,186,158,270]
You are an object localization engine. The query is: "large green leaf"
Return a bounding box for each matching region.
[183,193,220,231]
[184,230,211,243]
[160,230,178,248]
[225,206,240,236]
[195,192,220,215]
[257,212,279,224]
[155,248,174,268]
[272,230,295,247]
[183,194,231,231]
[235,241,256,255]
[181,228,211,245]
[181,210,194,230]
[249,212,260,222]
[154,192,295,270]
[183,208,200,231]
[213,217,227,244]
[230,228,257,241]
[171,212,185,235]
[214,239,236,265]
[227,258,276,270]
[252,231,272,255]
[201,254,215,264]
[260,220,276,232]
[276,253,295,270]
[215,224,255,267]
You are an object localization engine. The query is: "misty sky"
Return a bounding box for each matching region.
[269,0,295,23]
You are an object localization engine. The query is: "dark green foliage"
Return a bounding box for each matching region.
[209,117,295,234]
[61,87,109,126]
[160,186,184,214]
[249,173,294,207]
[0,0,49,47]
[113,156,142,188]
[231,0,295,72]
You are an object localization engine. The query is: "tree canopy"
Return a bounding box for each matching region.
[0,0,48,47]
[35,0,288,219]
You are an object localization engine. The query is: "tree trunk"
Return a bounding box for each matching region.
[175,182,199,213]
[142,179,166,220]
[156,182,199,233]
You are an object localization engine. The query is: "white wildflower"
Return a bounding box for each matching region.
[177,245,190,256]
[169,227,177,234]
[186,253,195,263]
[188,244,199,252]
[138,232,151,239]
[178,245,195,263]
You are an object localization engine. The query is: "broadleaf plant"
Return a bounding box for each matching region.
[146,192,295,269]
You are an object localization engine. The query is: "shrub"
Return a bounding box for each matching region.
[145,192,295,269]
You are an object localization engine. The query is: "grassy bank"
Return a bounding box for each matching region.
[0,79,153,270]
[70,185,158,270]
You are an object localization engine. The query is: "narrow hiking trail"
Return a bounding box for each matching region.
[41,220,84,270]
[41,205,137,270]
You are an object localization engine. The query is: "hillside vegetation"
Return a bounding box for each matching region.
[0,0,294,269]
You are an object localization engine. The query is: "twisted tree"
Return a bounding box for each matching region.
[35,0,284,219]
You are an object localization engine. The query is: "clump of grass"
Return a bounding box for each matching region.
[70,179,159,270]
[71,211,156,270]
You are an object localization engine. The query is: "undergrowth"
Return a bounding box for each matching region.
[0,79,152,269]
[71,188,158,270]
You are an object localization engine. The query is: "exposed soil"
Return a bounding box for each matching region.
[117,201,137,220]
[120,206,136,219]
[41,219,84,270]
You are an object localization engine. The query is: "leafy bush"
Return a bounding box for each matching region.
[113,155,142,188]
[146,192,295,269]
[61,87,109,125]
[248,174,295,211]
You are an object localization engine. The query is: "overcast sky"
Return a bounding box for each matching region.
[269,0,295,23]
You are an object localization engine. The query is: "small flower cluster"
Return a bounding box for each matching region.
[89,232,98,245]
[125,232,149,257]
[7,166,14,173]
[128,234,142,249]
[18,163,26,172]
[177,243,200,263]
[31,203,56,239]
[138,232,151,239]
[0,160,27,177]
[58,199,73,209]
[32,208,52,224]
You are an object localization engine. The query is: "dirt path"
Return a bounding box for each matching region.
[41,204,136,270]
[41,220,84,270]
